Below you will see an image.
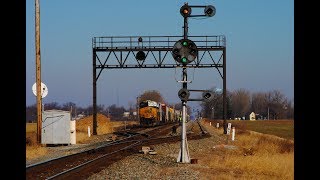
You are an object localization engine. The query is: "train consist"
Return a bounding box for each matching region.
[139,100,189,127]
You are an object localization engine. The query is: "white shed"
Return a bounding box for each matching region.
[249,112,256,120]
[41,110,76,145]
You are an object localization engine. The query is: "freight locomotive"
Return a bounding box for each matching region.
[139,100,189,127]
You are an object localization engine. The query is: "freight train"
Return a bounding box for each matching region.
[139,100,189,127]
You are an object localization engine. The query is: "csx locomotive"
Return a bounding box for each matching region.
[139,100,189,127]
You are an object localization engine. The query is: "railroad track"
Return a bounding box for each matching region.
[26,122,210,179]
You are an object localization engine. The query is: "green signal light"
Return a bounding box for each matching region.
[182,41,188,46]
[181,57,187,63]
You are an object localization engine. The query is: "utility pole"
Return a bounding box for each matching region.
[35,0,42,144]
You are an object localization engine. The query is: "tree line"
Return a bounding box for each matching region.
[26,88,293,122]
[26,90,185,122]
[200,88,293,120]
[26,102,128,122]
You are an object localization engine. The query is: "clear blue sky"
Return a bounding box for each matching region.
[26,0,294,110]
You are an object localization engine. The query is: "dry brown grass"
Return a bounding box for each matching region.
[75,114,112,143]
[76,114,112,134]
[26,132,48,160]
[198,122,294,180]
[26,123,37,133]
[207,153,294,180]
[26,144,48,161]
[75,114,138,143]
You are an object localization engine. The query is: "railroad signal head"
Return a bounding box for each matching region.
[180,4,191,17]
[178,88,190,101]
[202,91,214,102]
[172,39,198,65]
[204,5,216,17]
[136,51,146,61]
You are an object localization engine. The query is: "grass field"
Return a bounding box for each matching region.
[199,119,294,179]
[210,119,294,140]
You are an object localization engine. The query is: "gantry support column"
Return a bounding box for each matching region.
[92,49,97,135]
[223,48,227,134]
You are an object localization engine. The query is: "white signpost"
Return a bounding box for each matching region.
[231,127,235,141]
[227,123,232,135]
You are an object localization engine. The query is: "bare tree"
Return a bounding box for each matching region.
[266,90,289,119]
[84,104,105,116]
[285,99,294,119]
[62,102,76,111]
[251,92,268,119]
[139,90,165,103]
[26,103,37,122]
[44,102,61,110]
[128,101,134,112]
[107,104,126,120]
[231,88,251,119]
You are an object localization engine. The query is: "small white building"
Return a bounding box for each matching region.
[42,110,76,145]
[249,112,256,120]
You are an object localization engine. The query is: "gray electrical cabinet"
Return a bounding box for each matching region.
[41,110,74,145]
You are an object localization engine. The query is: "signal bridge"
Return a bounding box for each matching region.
[92,35,225,70]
